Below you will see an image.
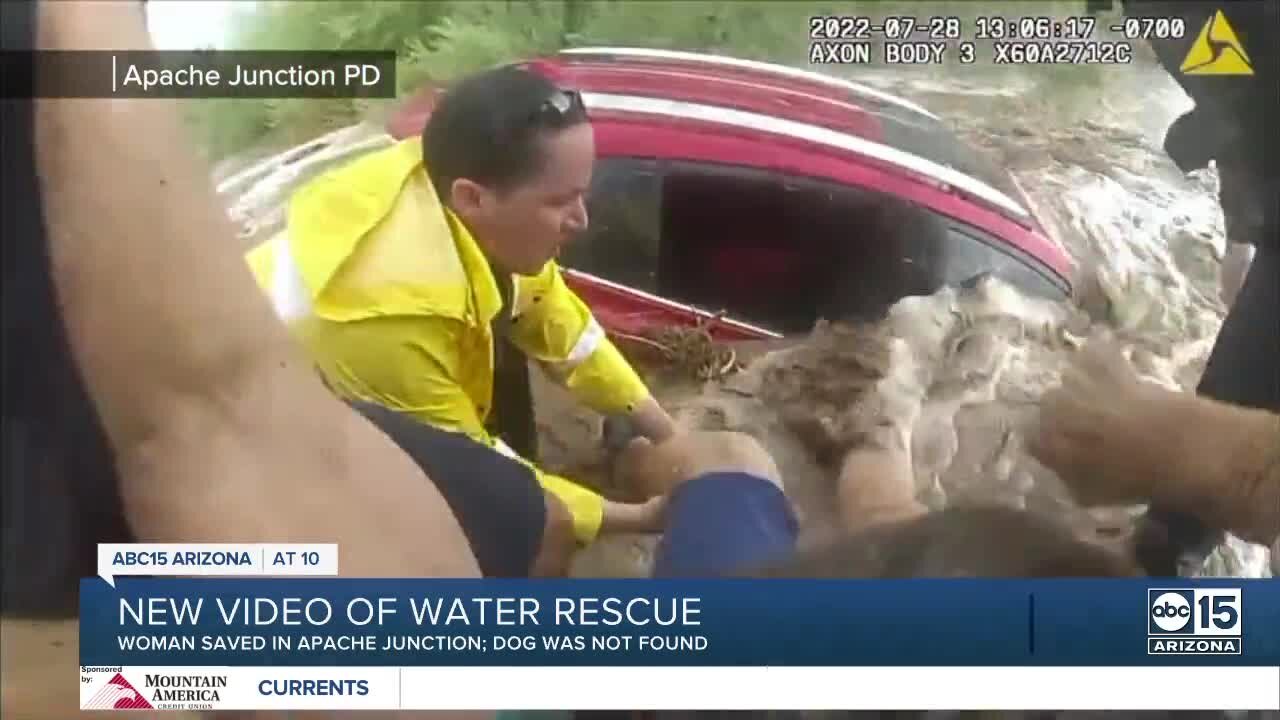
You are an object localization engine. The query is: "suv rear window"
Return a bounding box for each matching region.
[873,108,1022,202]
[564,157,1064,334]
[939,224,1066,300]
[559,157,663,294]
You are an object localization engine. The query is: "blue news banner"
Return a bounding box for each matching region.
[80,579,1279,667]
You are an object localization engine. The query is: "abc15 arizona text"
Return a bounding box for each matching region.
[1147,588,1242,655]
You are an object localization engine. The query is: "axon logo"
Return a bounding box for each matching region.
[1147,588,1242,655]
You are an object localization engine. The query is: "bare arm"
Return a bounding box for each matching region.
[627,394,677,443]
[1031,339,1280,548]
[1143,393,1280,548]
[35,1,477,578]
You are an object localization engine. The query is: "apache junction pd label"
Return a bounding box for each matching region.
[28,50,397,99]
[116,62,364,91]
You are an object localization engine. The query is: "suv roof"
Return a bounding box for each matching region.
[534,47,1033,224]
[557,46,942,120]
[386,47,1071,284]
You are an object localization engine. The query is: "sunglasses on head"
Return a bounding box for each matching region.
[528,88,585,127]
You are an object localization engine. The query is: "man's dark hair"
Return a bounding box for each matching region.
[2,0,135,619]
[421,65,588,202]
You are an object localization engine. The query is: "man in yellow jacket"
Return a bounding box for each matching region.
[246,66,676,575]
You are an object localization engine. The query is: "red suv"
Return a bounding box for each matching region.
[389,47,1073,341]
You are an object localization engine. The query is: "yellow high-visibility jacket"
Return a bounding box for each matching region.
[245,137,651,544]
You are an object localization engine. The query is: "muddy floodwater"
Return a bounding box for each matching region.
[218,61,1271,581]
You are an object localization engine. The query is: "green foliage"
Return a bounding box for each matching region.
[226,1,453,51]
[186,0,1133,161]
[577,1,819,63]
[188,0,456,158]
[187,103,259,162]
[396,2,566,94]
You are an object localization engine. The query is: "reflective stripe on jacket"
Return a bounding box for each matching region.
[245,137,651,543]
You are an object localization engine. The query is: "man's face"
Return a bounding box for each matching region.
[462,123,594,276]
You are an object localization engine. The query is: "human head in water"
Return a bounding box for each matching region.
[422,66,593,276]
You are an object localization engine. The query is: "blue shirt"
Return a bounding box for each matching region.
[651,472,799,578]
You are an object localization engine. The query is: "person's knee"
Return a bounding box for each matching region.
[531,493,577,577]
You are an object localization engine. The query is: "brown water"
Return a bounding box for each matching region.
[218,62,1271,580]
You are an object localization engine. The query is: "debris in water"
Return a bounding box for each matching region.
[226,67,1271,579]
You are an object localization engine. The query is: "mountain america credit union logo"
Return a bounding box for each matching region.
[83,673,155,710]
[1147,588,1242,655]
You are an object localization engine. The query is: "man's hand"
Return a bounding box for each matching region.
[1028,338,1177,507]
[600,496,668,534]
[626,395,678,444]
[614,431,782,499]
[1033,340,1280,547]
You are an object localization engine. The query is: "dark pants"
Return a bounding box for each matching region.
[1138,248,1280,575]
[489,333,540,461]
[349,401,546,578]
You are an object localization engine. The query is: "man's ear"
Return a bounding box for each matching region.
[448,178,488,218]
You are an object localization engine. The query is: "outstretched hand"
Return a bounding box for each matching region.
[600,495,668,535]
[1028,338,1177,507]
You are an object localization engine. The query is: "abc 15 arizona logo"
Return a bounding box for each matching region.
[1147,588,1242,655]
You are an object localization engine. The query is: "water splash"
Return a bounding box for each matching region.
[812,67,1269,577]
[220,64,1269,578]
